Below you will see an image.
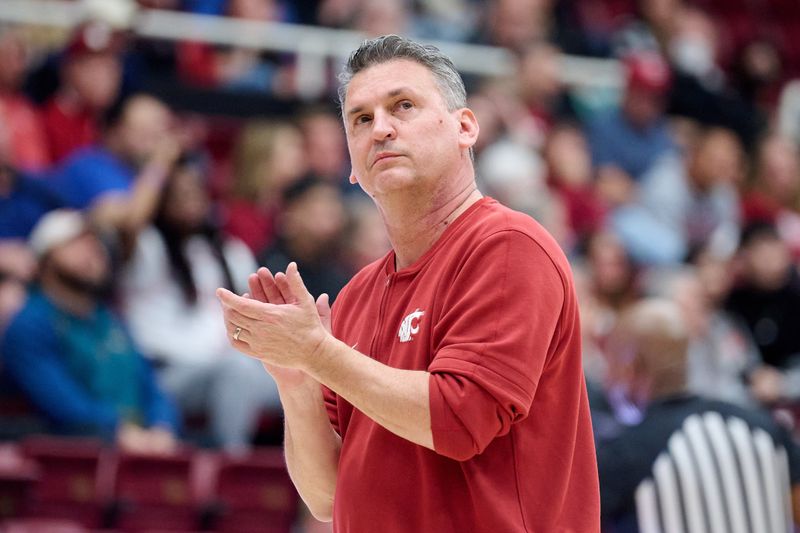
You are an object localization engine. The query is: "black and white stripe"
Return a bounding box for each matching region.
[634,412,792,533]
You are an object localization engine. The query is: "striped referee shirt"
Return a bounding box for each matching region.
[598,394,800,533]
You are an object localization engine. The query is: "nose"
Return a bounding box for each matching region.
[371,110,397,142]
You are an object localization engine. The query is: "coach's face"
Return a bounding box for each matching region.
[343,59,478,200]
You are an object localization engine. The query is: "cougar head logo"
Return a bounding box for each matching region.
[398,309,425,343]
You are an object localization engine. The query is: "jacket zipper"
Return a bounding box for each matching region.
[368,274,394,359]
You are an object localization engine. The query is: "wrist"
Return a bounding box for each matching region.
[140,161,170,187]
[303,333,340,382]
[277,377,324,408]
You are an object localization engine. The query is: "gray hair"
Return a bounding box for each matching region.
[337,35,467,112]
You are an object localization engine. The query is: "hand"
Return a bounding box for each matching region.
[117,423,177,455]
[245,267,331,388]
[145,426,178,454]
[749,365,784,405]
[148,130,184,170]
[218,262,331,372]
[117,422,151,454]
[596,165,635,207]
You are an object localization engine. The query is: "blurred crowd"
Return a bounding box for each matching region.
[2,0,800,527]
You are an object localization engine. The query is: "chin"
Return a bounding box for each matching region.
[372,171,420,194]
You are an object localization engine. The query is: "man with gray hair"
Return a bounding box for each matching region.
[218,35,599,531]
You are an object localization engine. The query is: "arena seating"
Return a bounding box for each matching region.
[0,437,299,533]
[20,437,109,529]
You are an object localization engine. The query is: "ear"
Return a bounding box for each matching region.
[349,172,358,184]
[456,107,480,151]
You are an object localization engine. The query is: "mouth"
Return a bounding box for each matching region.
[371,152,402,167]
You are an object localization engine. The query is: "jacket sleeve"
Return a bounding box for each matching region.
[137,353,180,432]
[427,230,565,461]
[1,310,119,436]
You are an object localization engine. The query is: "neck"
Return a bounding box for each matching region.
[379,181,483,270]
[42,279,97,318]
[648,381,688,404]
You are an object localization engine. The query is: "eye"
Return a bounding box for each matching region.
[355,114,372,125]
[397,100,413,111]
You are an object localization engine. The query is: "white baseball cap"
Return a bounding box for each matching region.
[28,209,89,258]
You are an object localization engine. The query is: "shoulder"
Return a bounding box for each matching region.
[59,147,108,169]
[459,199,571,280]
[2,293,56,348]
[699,398,788,436]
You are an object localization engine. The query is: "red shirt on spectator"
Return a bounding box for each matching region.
[41,95,98,164]
[222,198,277,254]
[326,198,600,532]
[0,93,50,172]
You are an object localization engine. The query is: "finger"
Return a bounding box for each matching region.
[224,318,248,342]
[316,293,332,333]
[274,271,296,304]
[248,273,268,303]
[222,307,258,332]
[257,267,286,304]
[231,336,254,353]
[217,287,274,320]
[286,262,314,306]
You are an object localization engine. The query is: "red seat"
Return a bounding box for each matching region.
[20,436,108,528]
[112,449,198,532]
[210,448,299,533]
[0,518,88,533]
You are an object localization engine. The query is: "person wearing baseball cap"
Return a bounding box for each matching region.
[1,209,179,452]
[586,50,679,208]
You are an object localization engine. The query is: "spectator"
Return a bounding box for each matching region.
[585,230,641,316]
[476,137,570,248]
[41,22,124,163]
[517,42,577,143]
[178,0,294,93]
[224,120,308,253]
[353,0,412,37]
[0,28,49,172]
[666,6,725,90]
[119,157,281,451]
[586,51,678,201]
[1,209,179,452]
[0,115,59,330]
[340,195,391,274]
[479,0,554,54]
[467,78,541,155]
[572,264,608,386]
[298,106,350,189]
[598,298,800,530]
[732,39,783,113]
[659,267,760,407]
[413,0,479,42]
[544,123,606,246]
[258,177,349,301]
[726,222,800,407]
[51,94,182,241]
[0,165,63,240]
[742,133,800,259]
[612,127,743,265]
[0,241,36,333]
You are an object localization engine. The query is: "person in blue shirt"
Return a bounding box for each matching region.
[586,52,678,197]
[1,209,179,452]
[0,165,63,239]
[51,93,177,215]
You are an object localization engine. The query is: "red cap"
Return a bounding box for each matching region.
[624,51,671,95]
[64,22,121,60]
